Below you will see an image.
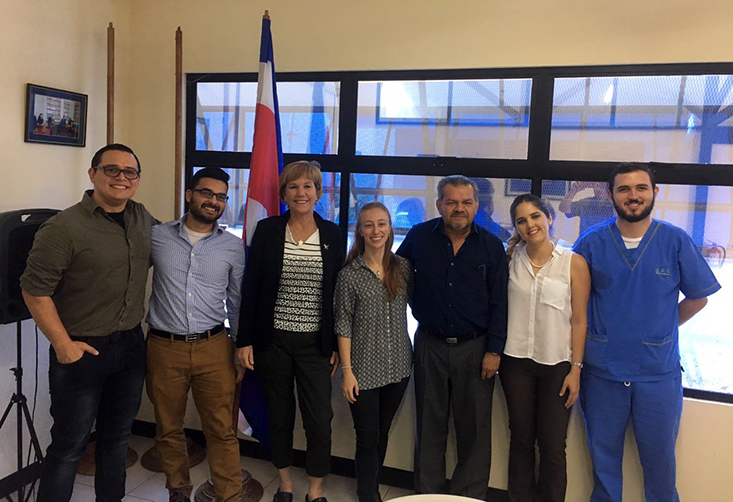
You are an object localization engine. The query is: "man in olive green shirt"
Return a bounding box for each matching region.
[20,144,155,502]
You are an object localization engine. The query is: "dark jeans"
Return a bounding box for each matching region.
[256,329,333,478]
[349,377,410,502]
[413,331,495,499]
[500,355,572,502]
[37,326,146,502]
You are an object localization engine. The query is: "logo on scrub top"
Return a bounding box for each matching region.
[655,267,672,279]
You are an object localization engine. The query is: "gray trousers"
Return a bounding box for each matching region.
[413,330,494,499]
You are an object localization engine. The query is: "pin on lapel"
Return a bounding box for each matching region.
[323,244,329,250]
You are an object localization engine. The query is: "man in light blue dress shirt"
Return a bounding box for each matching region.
[146,167,246,502]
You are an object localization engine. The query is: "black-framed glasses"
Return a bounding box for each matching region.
[94,165,141,180]
[192,188,229,202]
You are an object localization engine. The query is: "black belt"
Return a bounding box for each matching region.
[419,327,485,345]
[148,324,226,343]
[70,324,142,345]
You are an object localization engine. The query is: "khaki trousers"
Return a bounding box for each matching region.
[146,331,242,501]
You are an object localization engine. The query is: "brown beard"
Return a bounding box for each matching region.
[189,203,222,224]
[613,196,655,223]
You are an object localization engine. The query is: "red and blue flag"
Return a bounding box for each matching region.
[239,11,283,453]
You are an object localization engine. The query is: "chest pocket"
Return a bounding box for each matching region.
[539,277,568,311]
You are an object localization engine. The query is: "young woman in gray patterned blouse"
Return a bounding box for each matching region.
[334,202,414,502]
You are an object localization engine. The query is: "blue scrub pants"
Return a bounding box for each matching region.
[580,372,683,502]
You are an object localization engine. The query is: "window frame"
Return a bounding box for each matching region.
[186,62,733,404]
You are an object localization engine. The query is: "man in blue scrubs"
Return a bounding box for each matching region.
[573,163,720,502]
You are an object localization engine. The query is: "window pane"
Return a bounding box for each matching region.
[550,75,733,164]
[347,174,524,242]
[542,180,733,395]
[540,180,616,244]
[356,79,532,159]
[195,82,340,154]
[192,167,340,238]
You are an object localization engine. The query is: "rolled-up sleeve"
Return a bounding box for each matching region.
[20,219,72,297]
[333,269,355,339]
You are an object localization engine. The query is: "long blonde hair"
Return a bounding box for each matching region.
[344,202,405,300]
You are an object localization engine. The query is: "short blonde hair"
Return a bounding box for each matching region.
[279,160,323,200]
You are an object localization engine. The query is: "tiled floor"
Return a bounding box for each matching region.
[69,435,414,501]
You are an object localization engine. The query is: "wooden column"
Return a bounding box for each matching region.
[174,27,183,219]
[107,22,114,144]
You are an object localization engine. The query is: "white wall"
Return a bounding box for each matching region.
[2,0,733,499]
[0,0,133,214]
[0,0,132,479]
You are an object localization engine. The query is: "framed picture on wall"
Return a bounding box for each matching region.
[24,84,87,147]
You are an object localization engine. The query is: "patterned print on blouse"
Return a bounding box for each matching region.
[334,254,414,391]
[274,230,324,332]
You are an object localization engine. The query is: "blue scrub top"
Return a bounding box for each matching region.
[573,219,721,382]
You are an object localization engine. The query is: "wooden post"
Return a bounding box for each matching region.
[175,27,183,219]
[107,22,114,144]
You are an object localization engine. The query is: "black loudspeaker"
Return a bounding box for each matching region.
[0,209,60,325]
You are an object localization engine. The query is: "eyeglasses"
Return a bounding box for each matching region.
[94,165,141,180]
[192,188,229,202]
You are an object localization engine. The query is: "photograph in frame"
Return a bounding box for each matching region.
[25,84,88,147]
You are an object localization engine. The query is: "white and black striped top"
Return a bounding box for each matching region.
[274,229,324,332]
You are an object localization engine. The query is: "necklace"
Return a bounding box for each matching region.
[287,224,304,247]
[527,244,555,269]
[364,258,383,278]
[527,256,549,268]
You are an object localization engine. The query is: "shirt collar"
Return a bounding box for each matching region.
[81,189,130,216]
[80,190,99,215]
[174,214,223,238]
[431,217,479,237]
[352,254,368,270]
[517,241,563,260]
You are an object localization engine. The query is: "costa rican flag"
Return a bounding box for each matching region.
[243,11,283,247]
[239,11,281,452]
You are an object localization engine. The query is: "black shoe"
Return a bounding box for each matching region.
[305,495,328,502]
[274,490,294,502]
[169,490,191,502]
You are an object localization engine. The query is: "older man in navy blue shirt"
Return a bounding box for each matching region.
[397,175,508,500]
[146,167,245,502]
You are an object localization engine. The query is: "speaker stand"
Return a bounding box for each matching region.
[0,321,44,501]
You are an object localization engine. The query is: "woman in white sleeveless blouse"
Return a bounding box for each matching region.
[502,194,590,502]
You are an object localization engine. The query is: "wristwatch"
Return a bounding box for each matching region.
[571,361,583,369]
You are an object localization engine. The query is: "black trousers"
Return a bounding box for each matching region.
[413,331,495,499]
[38,327,146,502]
[349,377,410,502]
[256,330,333,478]
[500,355,572,502]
